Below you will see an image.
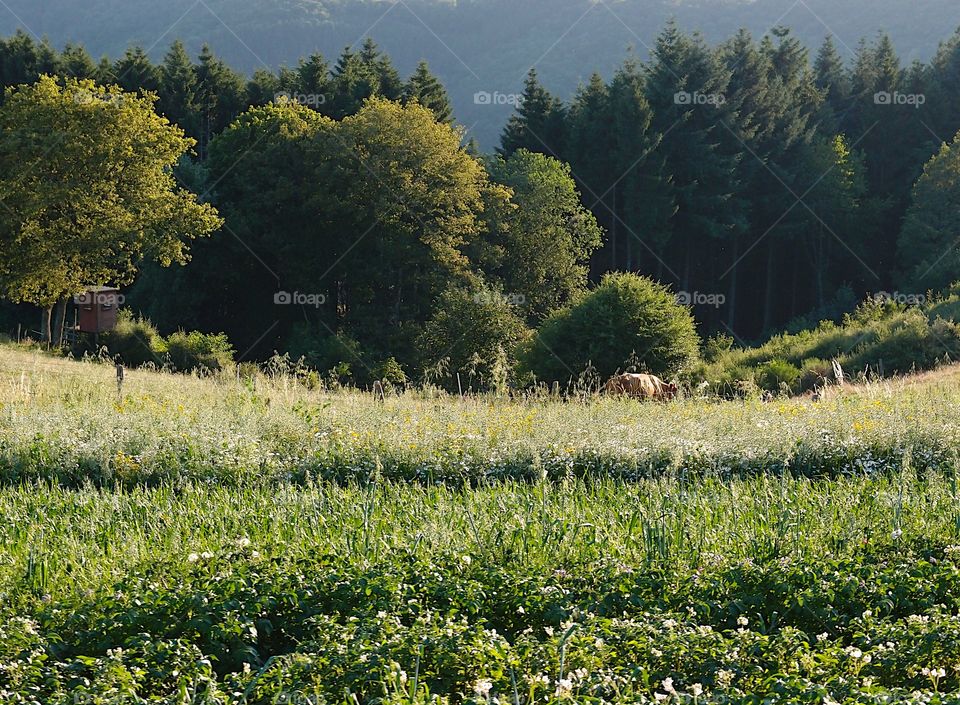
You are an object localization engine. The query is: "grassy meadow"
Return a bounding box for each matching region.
[3,347,960,703]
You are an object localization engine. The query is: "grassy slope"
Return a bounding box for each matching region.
[1,345,957,487]
[4,346,960,702]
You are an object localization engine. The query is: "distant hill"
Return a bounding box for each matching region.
[3,0,960,146]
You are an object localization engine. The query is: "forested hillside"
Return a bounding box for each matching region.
[5,17,960,385]
[1,0,959,146]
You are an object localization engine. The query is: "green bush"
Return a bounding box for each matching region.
[165,330,234,373]
[799,357,833,391]
[419,284,531,391]
[758,358,802,392]
[844,311,960,375]
[284,326,369,382]
[696,287,960,393]
[521,273,700,384]
[374,356,408,392]
[101,310,166,367]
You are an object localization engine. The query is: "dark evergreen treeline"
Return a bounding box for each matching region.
[0,32,452,157]
[499,23,960,337]
[4,23,960,343]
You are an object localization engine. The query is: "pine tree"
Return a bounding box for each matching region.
[814,35,850,131]
[329,46,370,118]
[751,27,820,331]
[58,43,96,79]
[499,68,565,158]
[0,31,38,86]
[112,46,160,93]
[94,56,114,85]
[297,53,331,112]
[159,41,198,135]
[644,22,743,300]
[403,60,452,123]
[246,68,282,106]
[608,57,673,272]
[195,44,247,155]
[359,37,403,100]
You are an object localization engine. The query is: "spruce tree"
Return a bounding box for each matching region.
[58,43,97,79]
[159,41,198,135]
[498,68,565,158]
[195,45,247,154]
[608,57,673,272]
[112,46,160,93]
[814,35,850,132]
[403,60,452,123]
[644,22,742,299]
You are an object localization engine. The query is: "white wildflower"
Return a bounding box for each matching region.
[473,679,493,698]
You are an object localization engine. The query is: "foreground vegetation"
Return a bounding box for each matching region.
[4,346,960,702]
[1,346,956,487]
[5,473,960,702]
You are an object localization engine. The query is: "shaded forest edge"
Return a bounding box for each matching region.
[4,22,960,392]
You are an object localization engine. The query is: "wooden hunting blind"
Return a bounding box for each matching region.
[76,286,120,334]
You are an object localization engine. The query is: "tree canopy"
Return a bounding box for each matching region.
[0,75,221,341]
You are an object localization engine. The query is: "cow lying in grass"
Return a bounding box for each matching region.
[604,373,678,401]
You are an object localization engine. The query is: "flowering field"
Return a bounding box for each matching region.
[0,348,956,487]
[3,348,960,703]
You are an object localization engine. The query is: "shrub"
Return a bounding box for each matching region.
[374,356,408,392]
[703,333,735,363]
[101,310,166,367]
[844,311,960,375]
[521,273,700,384]
[798,357,833,391]
[285,326,369,383]
[419,284,531,391]
[165,330,235,373]
[758,358,802,392]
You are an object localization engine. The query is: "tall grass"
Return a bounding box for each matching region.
[0,346,957,486]
[2,472,960,602]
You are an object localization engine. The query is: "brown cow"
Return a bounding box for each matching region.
[604,373,678,401]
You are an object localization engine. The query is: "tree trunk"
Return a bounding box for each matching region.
[611,188,618,271]
[52,297,69,347]
[816,227,825,309]
[727,233,739,331]
[762,241,776,333]
[42,307,53,344]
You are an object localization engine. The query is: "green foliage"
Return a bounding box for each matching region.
[375,356,408,390]
[698,290,960,394]
[0,76,221,312]
[419,284,531,391]
[758,358,802,391]
[523,273,700,384]
[483,150,602,322]
[403,60,452,123]
[100,311,167,368]
[165,330,235,373]
[99,311,235,373]
[897,132,960,291]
